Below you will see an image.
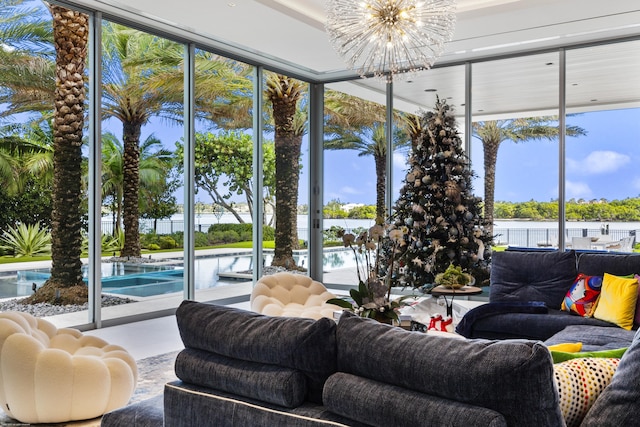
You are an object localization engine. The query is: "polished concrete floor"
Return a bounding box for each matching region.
[83,300,252,361]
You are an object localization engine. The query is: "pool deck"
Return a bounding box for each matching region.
[0,248,358,330]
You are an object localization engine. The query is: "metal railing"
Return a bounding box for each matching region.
[101,219,639,250]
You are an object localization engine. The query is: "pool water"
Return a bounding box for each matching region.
[0,250,358,299]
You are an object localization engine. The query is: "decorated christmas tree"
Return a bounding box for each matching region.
[392,98,492,289]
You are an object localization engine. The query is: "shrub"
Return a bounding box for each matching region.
[194,231,210,247]
[0,222,51,257]
[170,232,184,247]
[147,243,161,251]
[263,225,275,241]
[158,236,177,249]
[208,223,275,242]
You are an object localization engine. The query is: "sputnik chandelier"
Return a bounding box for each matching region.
[325,0,456,80]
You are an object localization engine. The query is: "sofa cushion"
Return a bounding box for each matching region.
[554,357,619,427]
[335,313,564,427]
[580,328,640,426]
[592,273,639,330]
[544,325,636,352]
[175,301,336,404]
[490,250,577,309]
[576,252,640,277]
[175,348,306,408]
[323,372,507,427]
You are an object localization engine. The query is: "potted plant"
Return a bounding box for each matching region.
[434,263,474,289]
[327,225,414,323]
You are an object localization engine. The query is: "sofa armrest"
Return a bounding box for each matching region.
[455,301,547,338]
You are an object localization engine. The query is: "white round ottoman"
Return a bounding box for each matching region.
[0,311,138,423]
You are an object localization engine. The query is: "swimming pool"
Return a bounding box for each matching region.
[0,249,357,299]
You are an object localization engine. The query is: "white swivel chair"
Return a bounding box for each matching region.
[0,311,137,424]
[250,272,342,320]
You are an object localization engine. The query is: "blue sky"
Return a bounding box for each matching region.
[469,108,640,203]
[116,107,640,206]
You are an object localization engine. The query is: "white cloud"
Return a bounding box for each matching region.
[565,181,593,199]
[340,186,361,195]
[567,151,631,174]
[393,151,409,170]
[350,161,363,171]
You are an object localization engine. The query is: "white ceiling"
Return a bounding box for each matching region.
[64,0,640,116]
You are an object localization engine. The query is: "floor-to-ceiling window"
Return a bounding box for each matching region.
[191,49,256,301]
[99,20,184,322]
[322,84,388,287]
[0,1,93,322]
[471,53,560,249]
[564,40,640,251]
[3,0,640,326]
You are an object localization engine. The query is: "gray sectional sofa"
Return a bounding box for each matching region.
[102,300,640,427]
[457,250,640,341]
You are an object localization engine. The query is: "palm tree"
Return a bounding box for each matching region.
[41,4,88,300]
[0,0,54,116]
[325,122,410,223]
[266,73,305,269]
[0,1,89,303]
[0,119,54,194]
[324,91,411,223]
[101,132,173,236]
[101,23,186,258]
[473,118,586,235]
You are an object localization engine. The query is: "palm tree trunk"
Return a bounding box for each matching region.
[483,140,499,236]
[121,121,142,257]
[47,5,87,289]
[374,153,386,224]
[268,75,301,269]
[272,133,302,268]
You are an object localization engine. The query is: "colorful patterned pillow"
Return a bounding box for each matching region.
[561,274,603,317]
[553,358,620,427]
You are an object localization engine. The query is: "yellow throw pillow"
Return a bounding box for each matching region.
[592,273,639,330]
[547,342,583,353]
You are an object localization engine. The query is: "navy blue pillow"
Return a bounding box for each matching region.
[490,250,577,309]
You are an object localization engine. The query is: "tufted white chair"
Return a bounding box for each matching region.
[0,311,137,424]
[250,272,342,320]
